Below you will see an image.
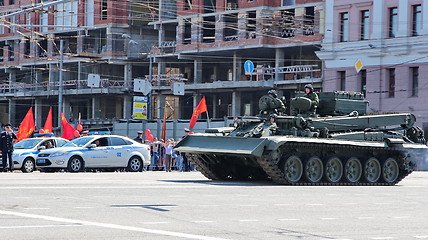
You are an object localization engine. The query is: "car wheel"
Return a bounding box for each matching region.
[67,156,84,172]
[127,156,143,172]
[21,158,35,173]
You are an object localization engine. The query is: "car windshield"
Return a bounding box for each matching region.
[14,139,44,149]
[62,137,95,147]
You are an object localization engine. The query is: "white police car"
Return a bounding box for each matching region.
[36,135,150,172]
[1,137,69,172]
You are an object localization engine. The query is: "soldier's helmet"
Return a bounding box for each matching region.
[268,90,277,98]
[304,84,314,92]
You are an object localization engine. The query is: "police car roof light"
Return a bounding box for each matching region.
[33,133,55,137]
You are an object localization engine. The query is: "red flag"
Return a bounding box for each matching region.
[61,112,77,140]
[17,107,35,141]
[189,96,207,129]
[43,107,53,134]
[161,102,167,140]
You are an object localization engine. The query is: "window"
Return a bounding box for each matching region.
[101,0,108,20]
[56,2,78,30]
[388,68,395,97]
[360,10,369,40]
[109,137,128,146]
[410,67,419,97]
[184,0,192,10]
[340,13,349,42]
[9,0,14,4]
[40,12,48,32]
[360,70,367,96]
[339,71,346,91]
[389,7,398,38]
[412,5,422,36]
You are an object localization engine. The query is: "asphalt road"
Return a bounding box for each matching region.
[0,171,427,240]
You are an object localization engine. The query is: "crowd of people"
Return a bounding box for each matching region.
[134,128,195,172]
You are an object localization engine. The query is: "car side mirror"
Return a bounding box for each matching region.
[38,146,46,150]
[88,144,97,148]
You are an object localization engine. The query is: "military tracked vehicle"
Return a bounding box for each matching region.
[175,91,427,185]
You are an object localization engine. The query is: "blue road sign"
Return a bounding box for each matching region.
[244,60,254,73]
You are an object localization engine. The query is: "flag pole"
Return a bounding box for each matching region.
[206,110,210,128]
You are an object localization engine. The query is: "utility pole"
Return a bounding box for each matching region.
[58,40,64,128]
[148,55,153,120]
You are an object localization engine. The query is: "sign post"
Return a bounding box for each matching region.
[244,60,255,81]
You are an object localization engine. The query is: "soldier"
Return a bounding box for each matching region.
[304,84,319,115]
[0,123,17,172]
[267,90,286,115]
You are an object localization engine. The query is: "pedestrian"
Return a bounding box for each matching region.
[304,84,319,115]
[150,137,160,171]
[0,123,17,172]
[164,139,175,172]
[134,131,143,143]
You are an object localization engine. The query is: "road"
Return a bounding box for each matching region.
[1,171,428,240]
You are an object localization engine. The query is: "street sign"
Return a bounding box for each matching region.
[88,74,101,87]
[355,59,364,73]
[134,79,152,96]
[244,60,254,73]
[172,82,185,96]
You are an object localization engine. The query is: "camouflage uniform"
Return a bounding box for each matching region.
[304,92,319,114]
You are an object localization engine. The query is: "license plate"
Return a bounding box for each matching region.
[37,159,46,164]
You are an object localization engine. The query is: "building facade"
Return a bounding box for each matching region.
[316,0,428,128]
[151,0,324,120]
[0,0,159,128]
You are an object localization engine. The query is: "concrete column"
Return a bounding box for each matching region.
[421,1,428,35]
[275,48,285,82]
[63,98,71,120]
[176,19,184,44]
[194,59,203,83]
[232,91,241,117]
[124,63,132,88]
[8,100,16,126]
[192,16,203,44]
[47,34,55,57]
[7,69,16,93]
[396,0,408,37]
[232,52,242,81]
[77,30,84,54]
[34,99,42,129]
[372,0,385,40]
[157,94,166,119]
[212,95,217,118]
[215,15,224,42]
[323,0,334,43]
[123,95,132,119]
[92,97,101,119]
[237,12,247,39]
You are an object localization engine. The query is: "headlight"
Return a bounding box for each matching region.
[50,151,70,157]
[55,160,65,165]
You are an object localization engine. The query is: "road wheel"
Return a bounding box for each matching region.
[127,156,143,172]
[67,156,84,172]
[382,158,399,183]
[282,155,303,183]
[364,157,381,183]
[21,158,35,173]
[344,157,362,183]
[325,157,343,183]
[305,156,323,183]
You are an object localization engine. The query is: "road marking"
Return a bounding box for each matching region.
[239,219,259,222]
[0,210,230,240]
[23,208,50,210]
[274,204,291,206]
[142,222,170,225]
[307,204,324,206]
[320,218,337,220]
[0,224,81,229]
[392,216,409,219]
[357,217,374,220]
[235,204,257,207]
[278,218,300,221]
[371,237,394,240]
[414,236,428,239]
[343,203,357,205]
[374,203,391,205]
[192,221,215,223]
[199,205,220,207]
[74,207,94,209]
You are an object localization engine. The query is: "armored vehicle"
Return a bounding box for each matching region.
[175,91,427,185]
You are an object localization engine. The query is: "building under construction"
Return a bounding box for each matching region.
[0,0,324,130]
